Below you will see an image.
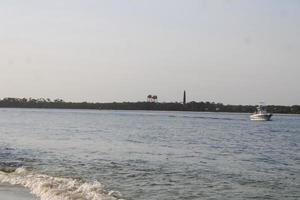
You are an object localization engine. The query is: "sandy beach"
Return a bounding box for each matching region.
[0,183,37,200]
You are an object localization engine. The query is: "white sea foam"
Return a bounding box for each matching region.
[0,167,125,200]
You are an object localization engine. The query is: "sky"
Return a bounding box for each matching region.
[0,0,300,105]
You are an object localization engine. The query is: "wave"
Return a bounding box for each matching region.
[0,167,125,200]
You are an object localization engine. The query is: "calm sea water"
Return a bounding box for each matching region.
[0,108,299,200]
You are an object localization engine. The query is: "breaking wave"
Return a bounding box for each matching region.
[0,167,124,200]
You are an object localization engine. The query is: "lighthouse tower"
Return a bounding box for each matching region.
[183,90,186,105]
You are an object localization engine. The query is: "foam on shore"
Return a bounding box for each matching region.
[0,168,124,200]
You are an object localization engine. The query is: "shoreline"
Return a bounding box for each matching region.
[0,107,300,116]
[0,183,37,200]
[0,98,299,114]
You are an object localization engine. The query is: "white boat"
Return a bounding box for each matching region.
[250,105,272,121]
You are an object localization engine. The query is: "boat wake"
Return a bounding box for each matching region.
[0,167,124,200]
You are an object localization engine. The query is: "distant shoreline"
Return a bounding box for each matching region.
[0,98,299,114]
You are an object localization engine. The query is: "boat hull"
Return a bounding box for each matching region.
[250,114,272,121]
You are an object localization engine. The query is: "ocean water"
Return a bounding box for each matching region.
[0,108,299,200]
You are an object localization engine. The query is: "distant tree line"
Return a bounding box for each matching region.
[0,97,299,114]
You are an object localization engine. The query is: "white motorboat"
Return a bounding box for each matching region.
[250,105,272,121]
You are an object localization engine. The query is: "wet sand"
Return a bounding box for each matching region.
[0,183,37,200]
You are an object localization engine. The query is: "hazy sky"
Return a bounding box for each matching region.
[1,0,299,105]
